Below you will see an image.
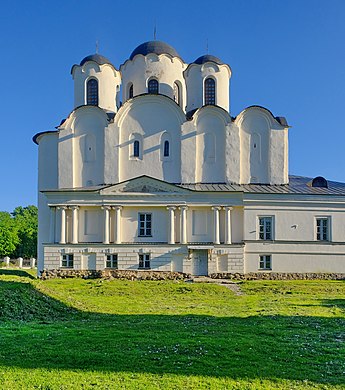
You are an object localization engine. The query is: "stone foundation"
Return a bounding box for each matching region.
[210,272,345,280]
[40,269,190,280]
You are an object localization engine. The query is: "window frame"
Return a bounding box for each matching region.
[258,216,274,241]
[133,140,140,158]
[173,81,181,106]
[259,255,272,270]
[138,253,151,269]
[148,78,159,94]
[204,77,216,105]
[163,140,170,157]
[106,254,118,269]
[128,83,133,99]
[61,254,74,268]
[316,217,331,241]
[86,78,99,106]
[138,213,152,237]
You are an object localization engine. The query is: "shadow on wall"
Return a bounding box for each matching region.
[0,278,344,385]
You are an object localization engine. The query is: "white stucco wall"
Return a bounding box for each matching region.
[184,62,231,112]
[117,95,184,183]
[72,62,121,112]
[120,54,187,109]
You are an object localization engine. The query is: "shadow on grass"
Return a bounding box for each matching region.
[0,280,344,385]
[0,268,35,279]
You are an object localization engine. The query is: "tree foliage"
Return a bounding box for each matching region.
[0,212,19,257]
[0,205,38,258]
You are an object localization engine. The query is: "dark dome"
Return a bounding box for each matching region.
[311,176,328,188]
[130,41,181,60]
[80,54,113,66]
[194,54,223,65]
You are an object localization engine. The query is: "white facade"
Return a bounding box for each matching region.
[34,41,345,275]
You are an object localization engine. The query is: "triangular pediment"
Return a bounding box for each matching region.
[100,176,191,195]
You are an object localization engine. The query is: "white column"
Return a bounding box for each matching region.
[167,206,176,244]
[212,206,221,244]
[113,206,122,244]
[224,206,233,244]
[180,206,188,244]
[71,206,79,244]
[49,206,56,243]
[102,206,111,244]
[58,206,67,244]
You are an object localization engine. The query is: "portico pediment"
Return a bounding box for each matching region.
[100,176,190,195]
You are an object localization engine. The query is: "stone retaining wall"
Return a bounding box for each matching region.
[40,269,190,280]
[210,272,345,280]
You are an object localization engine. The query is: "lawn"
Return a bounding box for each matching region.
[0,270,344,389]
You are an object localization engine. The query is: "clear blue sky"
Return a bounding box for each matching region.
[1,0,345,212]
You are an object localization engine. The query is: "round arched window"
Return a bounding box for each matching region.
[204,78,215,105]
[87,79,98,106]
[148,79,159,94]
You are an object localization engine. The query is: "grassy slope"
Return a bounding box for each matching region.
[0,270,344,389]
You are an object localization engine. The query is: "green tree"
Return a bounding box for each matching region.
[0,211,19,257]
[12,205,38,258]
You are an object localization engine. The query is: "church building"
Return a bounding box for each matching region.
[33,40,345,275]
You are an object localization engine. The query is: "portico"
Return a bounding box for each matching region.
[50,202,234,247]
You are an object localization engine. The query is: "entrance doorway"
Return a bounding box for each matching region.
[82,253,96,270]
[191,250,208,276]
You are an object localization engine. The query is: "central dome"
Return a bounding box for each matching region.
[130,41,181,60]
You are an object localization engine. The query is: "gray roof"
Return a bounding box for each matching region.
[80,54,113,67]
[130,41,181,61]
[178,176,345,195]
[41,176,345,196]
[194,54,223,65]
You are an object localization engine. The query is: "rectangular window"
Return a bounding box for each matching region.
[138,213,152,237]
[259,255,271,270]
[259,217,273,240]
[106,254,118,269]
[316,218,330,241]
[61,254,74,268]
[139,254,150,269]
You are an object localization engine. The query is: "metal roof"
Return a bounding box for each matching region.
[178,176,345,195]
[41,176,345,196]
[129,41,181,61]
[80,54,113,66]
[193,54,224,65]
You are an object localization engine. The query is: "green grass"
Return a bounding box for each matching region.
[0,270,344,389]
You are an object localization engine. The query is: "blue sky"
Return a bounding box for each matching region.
[1,0,345,211]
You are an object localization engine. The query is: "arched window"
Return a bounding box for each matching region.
[204,78,215,105]
[87,79,98,106]
[173,82,180,105]
[128,84,133,99]
[148,79,159,94]
[163,140,170,157]
[133,140,140,157]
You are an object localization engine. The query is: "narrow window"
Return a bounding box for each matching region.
[106,254,118,269]
[139,254,150,269]
[163,140,170,157]
[148,79,159,94]
[259,217,273,240]
[316,218,329,241]
[133,140,140,157]
[138,213,152,237]
[204,78,215,105]
[87,79,98,106]
[173,82,180,105]
[259,255,271,270]
[129,84,133,99]
[61,254,74,268]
